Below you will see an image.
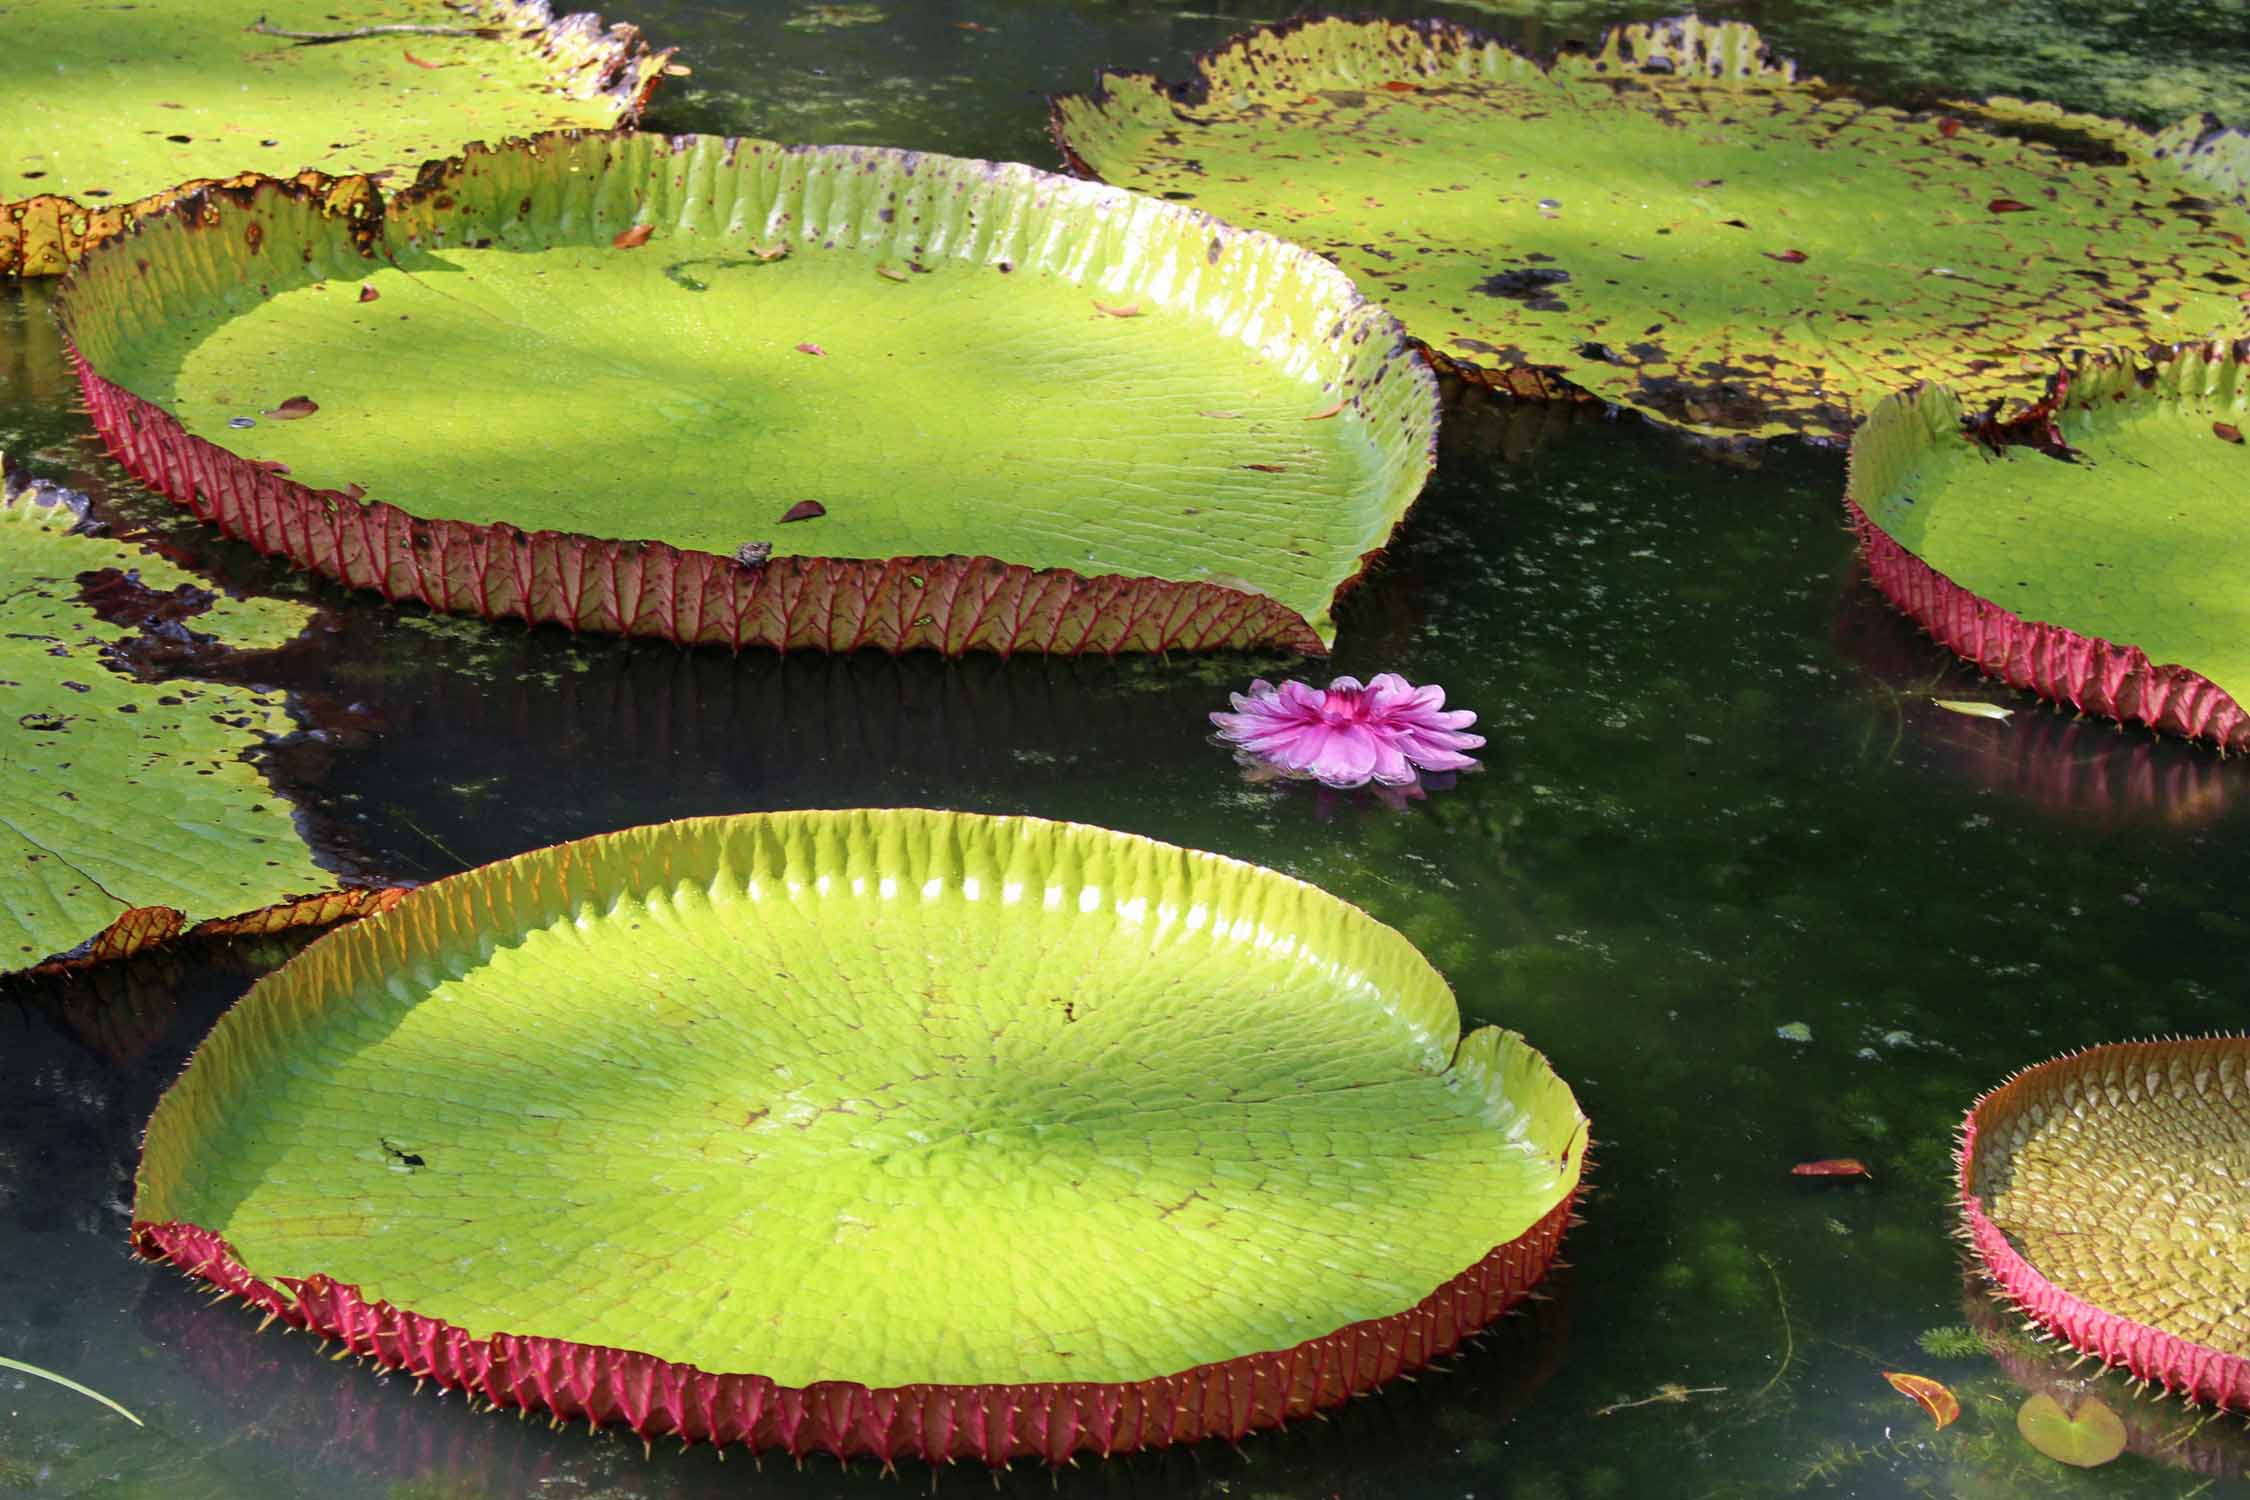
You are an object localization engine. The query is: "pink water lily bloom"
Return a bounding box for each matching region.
[1211,673,1484,789]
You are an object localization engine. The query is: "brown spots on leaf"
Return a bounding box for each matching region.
[1937,117,1962,139]
[1765,248,1808,263]
[1473,266,1570,312]
[1242,462,1286,473]
[358,283,380,302]
[2216,421,2245,444]
[1987,198,2033,214]
[780,501,827,523]
[262,395,317,420]
[1379,81,1421,93]
[876,264,910,282]
[612,223,654,249]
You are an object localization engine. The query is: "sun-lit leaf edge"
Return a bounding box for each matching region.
[1846,340,2250,751]
[131,809,1588,1465]
[1958,1035,2250,1410]
[1049,15,2250,442]
[0,461,405,977]
[58,132,1439,656]
[0,0,673,278]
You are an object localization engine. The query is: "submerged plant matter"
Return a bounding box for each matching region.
[0,457,389,975]
[1961,1036,2250,1408]
[61,132,1437,655]
[1212,673,1483,788]
[1850,340,2250,751]
[133,810,1588,1464]
[1052,16,2250,441]
[0,0,671,276]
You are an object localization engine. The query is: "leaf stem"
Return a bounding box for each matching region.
[0,1354,143,1426]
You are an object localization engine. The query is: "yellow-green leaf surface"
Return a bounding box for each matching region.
[1851,341,2250,704]
[0,464,332,972]
[1051,16,2250,441]
[62,133,1435,646]
[136,809,1587,1388]
[0,0,671,275]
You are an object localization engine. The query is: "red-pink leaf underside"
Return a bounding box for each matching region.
[59,134,1439,655]
[136,1196,1576,1465]
[1960,1036,2250,1407]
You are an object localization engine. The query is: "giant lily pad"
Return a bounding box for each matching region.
[1960,1036,2250,1409]
[60,132,1437,655]
[132,809,1587,1464]
[0,459,391,975]
[1050,16,2250,442]
[1848,339,2250,750]
[0,0,671,277]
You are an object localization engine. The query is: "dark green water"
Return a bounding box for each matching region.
[5,4,2250,1498]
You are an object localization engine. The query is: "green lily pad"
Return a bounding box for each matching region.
[60,132,1436,655]
[2016,1392,2128,1467]
[0,459,382,974]
[1848,339,2250,749]
[132,809,1587,1463]
[0,0,672,276]
[1050,16,2250,442]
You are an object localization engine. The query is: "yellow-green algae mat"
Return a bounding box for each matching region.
[133,809,1587,1464]
[60,132,1437,655]
[1051,16,2250,443]
[0,458,387,975]
[0,0,672,276]
[1960,1036,2250,1410]
[1848,339,2250,750]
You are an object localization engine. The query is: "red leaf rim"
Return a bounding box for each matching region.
[134,1185,1579,1465]
[1846,342,2250,751]
[69,354,1328,656]
[1958,1037,2250,1409]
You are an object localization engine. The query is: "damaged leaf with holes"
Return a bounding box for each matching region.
[0,0,673,276]
[133,809,1588,1464]
[0,461,354,974]
[1051,16,2250,441]
[1849,340,2250,750]
[60,132,1437,655]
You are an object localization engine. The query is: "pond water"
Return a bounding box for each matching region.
[5,2,2250,1498]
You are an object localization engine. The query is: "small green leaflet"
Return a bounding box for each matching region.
[1931,698,2015,721]
[0,1353,143,1425]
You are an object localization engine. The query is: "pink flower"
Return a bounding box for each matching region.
[1211,673,1484,789]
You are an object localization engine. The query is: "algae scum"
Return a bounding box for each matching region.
[7,0,2250,1497]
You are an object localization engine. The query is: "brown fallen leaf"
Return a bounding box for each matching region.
[1765,248,1809,264]
[780,501,826,523]
[357,283,380,303]
[612,223,654,249]
[1380,80,1421,92]
[663,62,692,76]
[401,49,447,69]
[1242,462,1286,473]
[1304,399,1346,420]
[262,395,318,420]
[1198,409,1242,419]
[875,264,910,282]
[1091,300,1142,318]
[752,242,789,262]
[795,342,827,357]
[341,483,367,502]
[2215,421,2244,444]
[1791,1158,1871,1178]
[1987,198,2033,214]
[1882,1371,1960,1430]
[1937,116,1962,138]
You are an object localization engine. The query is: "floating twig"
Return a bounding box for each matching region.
[250,19,501,43]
